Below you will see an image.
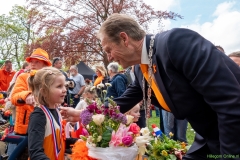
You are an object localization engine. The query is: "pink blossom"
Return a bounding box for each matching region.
[122,135,133,146]
[87,102,97,113]
[81,128,89,136]
[109,130,122,147]
[109,124,130,147]
[175,150,183,159]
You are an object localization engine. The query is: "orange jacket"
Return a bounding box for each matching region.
[11,72,34,134]
[0,69,15,91]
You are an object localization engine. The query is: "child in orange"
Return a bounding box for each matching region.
[27,67,67,159]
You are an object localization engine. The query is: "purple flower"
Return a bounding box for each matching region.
[87,103,97,113]
[103,108,109,115]
[111,113,127,124]
[95,108,102,114]
[120,114,127,124]
[122,135,133,146]
[109,109,114,116]
[80,110,93,125]
[116,106,120,111]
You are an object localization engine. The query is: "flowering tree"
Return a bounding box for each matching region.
[26,0,182,67]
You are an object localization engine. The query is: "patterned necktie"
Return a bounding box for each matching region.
[140,64,171,112]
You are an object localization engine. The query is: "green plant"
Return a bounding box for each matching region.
[148,111,195,145]
[146,133,191,160]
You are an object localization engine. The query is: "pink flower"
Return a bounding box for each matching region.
[122,135,133,146]
[109,124,130,147]
[109,130,122,147]
[81,128,89,136]
[175,150,183,159]
[87,102,97,113]
[129,123,140,134]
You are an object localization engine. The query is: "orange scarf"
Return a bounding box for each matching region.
[94,76,104,86]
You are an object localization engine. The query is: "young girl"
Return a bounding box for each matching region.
[27,67,67,159]
[126,103,141,122]
[75,86,96,110]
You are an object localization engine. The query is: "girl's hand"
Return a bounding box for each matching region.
[59,106,81,122]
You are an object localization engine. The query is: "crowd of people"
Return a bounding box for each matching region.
[0,13,240,160]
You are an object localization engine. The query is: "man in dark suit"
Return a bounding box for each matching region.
[97,13,240,159]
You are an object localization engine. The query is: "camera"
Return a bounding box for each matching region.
[66,80,75,89]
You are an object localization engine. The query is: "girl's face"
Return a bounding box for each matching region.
[48,75,67,108]
[85,92,94,100]
[129,105,140,122]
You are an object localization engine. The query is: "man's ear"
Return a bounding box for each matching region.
[119,32,128,47]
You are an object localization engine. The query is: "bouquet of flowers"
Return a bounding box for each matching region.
[145,126,190,160]
[71,95,152,160]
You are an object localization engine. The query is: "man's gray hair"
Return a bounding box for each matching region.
[228,51,240,58]
[107,62,119,73]
[70,65,78,72]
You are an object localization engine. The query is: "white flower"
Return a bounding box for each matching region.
[135,135,153,147]
[92,114,105,126]
[102,90,107,94]
[90,86,96,91]
[136,134,153,156]
[140,127,151,136]
[87,136,93,143]
[91,143,96,147]
[154,137,158,144]
[97,83,104,89]
[138,145,146,156]
[105,83,112,87]
[126,115,134,125]
[97,136,102,142]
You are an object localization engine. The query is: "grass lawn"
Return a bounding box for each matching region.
[148,111,195,145]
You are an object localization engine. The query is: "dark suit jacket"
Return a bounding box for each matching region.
[115,28,240,155]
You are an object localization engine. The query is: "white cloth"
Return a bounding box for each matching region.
[141,37,149,64]
[75,100,88,110]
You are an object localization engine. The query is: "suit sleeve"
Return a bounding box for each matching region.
[166,28,240,154]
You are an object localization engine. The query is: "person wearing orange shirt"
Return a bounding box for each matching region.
[11,48,52,135]
[0,60,15,92]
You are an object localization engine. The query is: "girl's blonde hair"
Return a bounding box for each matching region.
[28,67,63,106]
[84,86,97,95]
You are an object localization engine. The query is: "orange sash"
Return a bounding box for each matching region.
[140,64,171,112]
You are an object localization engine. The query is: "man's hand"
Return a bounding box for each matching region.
[74,94,80,98]
[59,106,81,122]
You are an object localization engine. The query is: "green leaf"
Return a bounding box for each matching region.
[102,130,112,141]
[100,141,109,148]
[169,154,177,160]
[80,135,87,141]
